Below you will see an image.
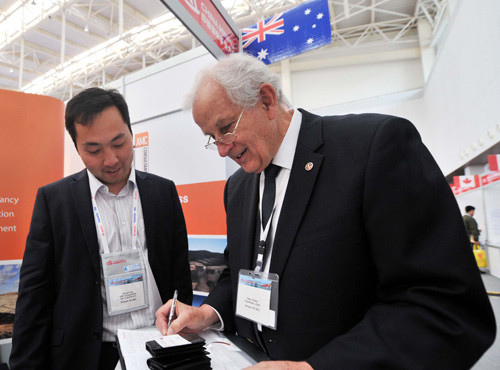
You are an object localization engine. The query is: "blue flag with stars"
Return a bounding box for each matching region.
[242,0,332,64]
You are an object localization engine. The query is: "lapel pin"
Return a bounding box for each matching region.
[305,162,313,171]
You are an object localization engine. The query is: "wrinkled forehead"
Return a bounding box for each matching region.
[193,80,227,107]
[192,82,238,127]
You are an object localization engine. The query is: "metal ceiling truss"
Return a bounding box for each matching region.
[0,0,447,102]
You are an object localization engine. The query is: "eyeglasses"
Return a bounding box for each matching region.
[205,106,245,150]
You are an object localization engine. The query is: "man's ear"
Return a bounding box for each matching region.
[259,83,278,119]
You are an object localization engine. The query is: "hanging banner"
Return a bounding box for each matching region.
[161,0,240,58]
[242,0,332,64]
[488,154,500,172]
[481,172,500,186]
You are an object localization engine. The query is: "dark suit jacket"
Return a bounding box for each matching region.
[10,169,192,370]
[204,110,495,369]
[463,214,480,242]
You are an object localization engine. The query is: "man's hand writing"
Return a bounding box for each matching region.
[155,301,219,336]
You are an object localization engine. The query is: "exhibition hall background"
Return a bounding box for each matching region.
[1,0,500,362]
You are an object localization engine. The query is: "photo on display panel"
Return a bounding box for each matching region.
[0,261,21,342]
[188,237,226,296]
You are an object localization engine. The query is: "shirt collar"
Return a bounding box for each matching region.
[271,109,302,170]
[87,165,136,197]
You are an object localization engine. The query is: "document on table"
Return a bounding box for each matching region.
[200,330,256,369]
[116,326,158,370]
[115,327,256,370]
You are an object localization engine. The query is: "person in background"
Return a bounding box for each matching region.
[155,53,495,369]
[464,205,480,246]
[10,87,192,370]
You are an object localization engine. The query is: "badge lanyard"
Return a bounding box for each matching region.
[91,185,139,254]
[255,207,276,273]
[256,168,287,273]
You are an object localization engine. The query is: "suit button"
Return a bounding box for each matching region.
[93,332,101,339]
[247,337,254,344]
[95,280,99,286]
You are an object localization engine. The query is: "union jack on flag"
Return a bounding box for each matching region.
[242,0,331,65]
[242,13,285,48]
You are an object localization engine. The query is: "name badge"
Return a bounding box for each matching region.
[235,269,279,329]
[101,249,149,316]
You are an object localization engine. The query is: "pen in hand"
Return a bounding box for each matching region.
[167,289,178,331]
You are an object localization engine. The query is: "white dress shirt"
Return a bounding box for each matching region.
[88,167,163,342]
[258,108,302,273]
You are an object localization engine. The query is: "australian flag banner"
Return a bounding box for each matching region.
[242,0,332,64]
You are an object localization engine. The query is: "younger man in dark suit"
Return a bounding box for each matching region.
[10,88,192,370]
[155,53,495,369]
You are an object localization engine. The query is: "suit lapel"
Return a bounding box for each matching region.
[271,110,324,277]
[136,171,156,262]
[70,169,101,275]
[239,172,260,269]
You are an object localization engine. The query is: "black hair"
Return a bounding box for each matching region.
[65,87,132,147]
[465,205,475,213]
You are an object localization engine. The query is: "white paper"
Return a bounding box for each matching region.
[155,334,190,347]
[199,330,256,369]
[116,327,159,370]
[116,327,257,370]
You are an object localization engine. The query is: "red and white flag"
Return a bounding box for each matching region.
[454,175,480,189]
[488,154,500,171]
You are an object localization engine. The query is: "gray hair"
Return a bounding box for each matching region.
[184,53,285,109]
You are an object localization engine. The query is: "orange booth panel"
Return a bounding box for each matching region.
[0,89,64,260]
[176,181,227,236]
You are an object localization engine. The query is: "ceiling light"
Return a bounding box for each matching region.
[84,25,89,33]
[9,68,13,73]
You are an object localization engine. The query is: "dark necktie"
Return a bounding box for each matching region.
[261,164,281,229]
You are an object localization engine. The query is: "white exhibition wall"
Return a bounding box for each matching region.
[131,110,226,186]
[292,58,425,111]
[483,182,500,247]
[422,0,500,176]
[125,50,212,124]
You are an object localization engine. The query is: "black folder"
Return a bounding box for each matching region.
[145,333,206,358]
[145,333,210,369]
[146,353,211,369]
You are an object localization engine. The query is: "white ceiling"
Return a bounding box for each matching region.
[0,0,447,102]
